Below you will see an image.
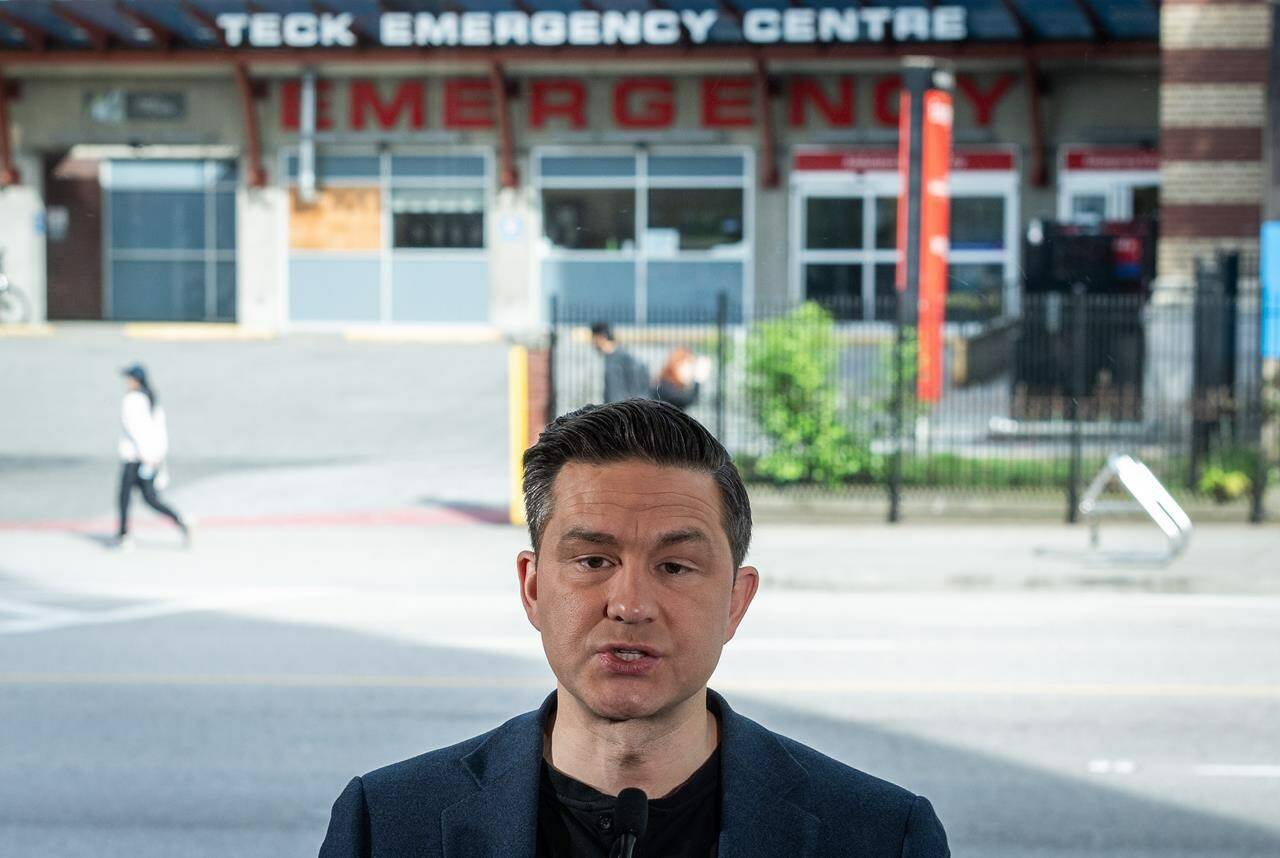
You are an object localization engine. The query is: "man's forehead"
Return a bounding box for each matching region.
[550,460,722,521]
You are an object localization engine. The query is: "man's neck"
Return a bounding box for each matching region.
[545,687,718,799]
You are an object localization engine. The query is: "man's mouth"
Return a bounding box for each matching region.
[597,644,660,675]
[612,648,647,662]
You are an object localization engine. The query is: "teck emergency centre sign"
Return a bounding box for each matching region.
[216,6,967,49]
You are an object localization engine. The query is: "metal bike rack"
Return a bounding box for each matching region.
[1078,453,1193,564]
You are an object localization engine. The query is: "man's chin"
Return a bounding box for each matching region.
[579,684,672,723]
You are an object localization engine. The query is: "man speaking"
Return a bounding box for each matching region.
[320,400,949,857]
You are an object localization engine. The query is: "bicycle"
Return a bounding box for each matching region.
[0,252,31,323]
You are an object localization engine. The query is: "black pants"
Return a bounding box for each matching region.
[117,462,184,537]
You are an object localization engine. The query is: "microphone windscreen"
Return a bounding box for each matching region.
[614,787,649,837]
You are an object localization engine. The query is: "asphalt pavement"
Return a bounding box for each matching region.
[3,326,1279,856]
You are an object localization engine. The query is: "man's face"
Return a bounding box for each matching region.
[517,460,758,722]
[591,334,609,353]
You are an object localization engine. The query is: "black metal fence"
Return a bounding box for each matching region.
[548,251,1276,522]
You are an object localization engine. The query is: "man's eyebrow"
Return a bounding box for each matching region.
[558,528,619,546]
[655,529,712,548]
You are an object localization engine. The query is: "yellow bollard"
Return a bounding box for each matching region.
[508,345,529,526]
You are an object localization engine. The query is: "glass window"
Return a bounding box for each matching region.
[216,191,236,251]
[1131,185,1159,221]
[950,196,1005,250]
[804,263,863,321]
[647,188,743,251]
[392,188,485,249]
[110,259,205,321]
[1069,193,1106,224]
[391,155,485,179]
[542,259,636,322]
[539,155,635,179]
[286,154,381,180]
[948,262,1004,322]
[216,262,236,321]
[874,197,898,249]
[805,197,862,250]
[542,188,635,250]
[874,264,898,322]
[111,190,205,250]
[648,155,745,178]
[646,261,743,322]
[111,160,206,190]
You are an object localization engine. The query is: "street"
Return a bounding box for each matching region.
[3,328,1279,856]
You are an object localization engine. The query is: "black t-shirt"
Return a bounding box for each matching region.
[536,748,721,858]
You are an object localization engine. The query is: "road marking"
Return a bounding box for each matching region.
[0,673,1278,698]
[0,596,81,622]
[1192,765,1280,778]
[0,592,297,635]
[1087,759,1137,774]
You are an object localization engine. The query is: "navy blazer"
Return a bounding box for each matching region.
[320,690,949,857]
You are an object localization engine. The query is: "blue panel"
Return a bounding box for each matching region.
[215,262,236,321]
[111,191,205,250]
[289,257,381,321]
[946,0,1021,40]
[391,258,490,322]
[111,160,206,190]
[391,155,486,179]
[648,155,745,178]
[542,260,635,323]
[1089,0,1158,39]
[285,155,381,180]
[1013,0,1091,39]
[539,156,636,179]
[646,261,743,323]
[1263,222,1280,360]
[216,191,236,251]
[111,260,206,322]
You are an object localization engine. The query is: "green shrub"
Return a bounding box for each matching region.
[1197,467,1252,503]
[744,303,873,486]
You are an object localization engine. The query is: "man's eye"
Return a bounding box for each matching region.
[579,556,611,570]
[659,562,690,576]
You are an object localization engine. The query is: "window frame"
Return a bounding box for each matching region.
[279,145,493,324]
[533,145,754,323]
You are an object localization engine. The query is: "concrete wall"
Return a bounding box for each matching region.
[0,155,47,323]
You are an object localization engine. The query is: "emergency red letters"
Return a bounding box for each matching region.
[701,77,755,128]
[613,78,675,128]
[280,79,334,131]
[349,80,425,130]
[443,79,495,129]
[530,80,588,129]
[788,77,854,128]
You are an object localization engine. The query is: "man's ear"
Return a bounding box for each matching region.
[724,565,760,643]
[516,549,541,631]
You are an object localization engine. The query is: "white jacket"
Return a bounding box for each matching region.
[118,390,169,464]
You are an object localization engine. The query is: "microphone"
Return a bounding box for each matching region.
[611,787,649,858]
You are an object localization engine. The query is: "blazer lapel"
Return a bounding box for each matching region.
[440,696,552,858]
[713,691,820,858]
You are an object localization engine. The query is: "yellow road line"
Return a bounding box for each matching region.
[3,673,1279,698]
[0,323,53,337]
[124,323,275,341]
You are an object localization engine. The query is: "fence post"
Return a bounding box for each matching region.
[889,297,906,524]
[715,291,728,441]
[1066,282,1087,524]
[547,294,558,421]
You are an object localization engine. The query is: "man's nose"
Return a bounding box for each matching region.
[606,564,656,624]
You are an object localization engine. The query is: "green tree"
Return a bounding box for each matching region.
[744,303,872,485]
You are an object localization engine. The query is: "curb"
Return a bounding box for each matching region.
[123,323,276,342]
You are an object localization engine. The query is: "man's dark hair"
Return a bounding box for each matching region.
[589,322,614,341]
[523,400,752,568]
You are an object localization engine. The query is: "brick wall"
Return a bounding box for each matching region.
[1158,0,1271,286]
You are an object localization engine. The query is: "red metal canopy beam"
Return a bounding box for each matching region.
[755,58,778,189]
[233,61,266,188]
[0,9,50,51]
[51,5,115,53]
[0,67,18,185]
[116,2,176,50]
[489,61,518,189]
[182,1,228,48]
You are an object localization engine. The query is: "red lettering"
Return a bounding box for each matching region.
[701,77,754,128]
[444,79,494,129]
[873,76,902,127]
[613,78,674,129]
[280,79,334,131]
[530,80,587,129]
[349,80,424,130]
[787,77,854,128]
[955,73,1014,127]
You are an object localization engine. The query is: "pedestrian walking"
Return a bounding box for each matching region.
[653,347,709,412]
[590,321,652,403]
[115,363,189,549]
